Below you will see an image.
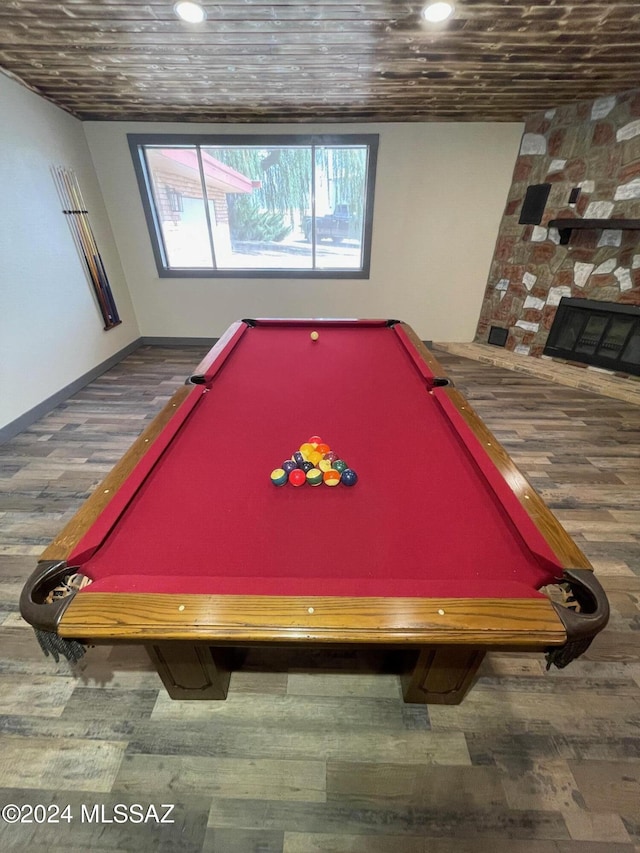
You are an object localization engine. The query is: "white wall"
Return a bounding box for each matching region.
[0,74,523,432]
[84,120,523,341]
[0,73,138,431]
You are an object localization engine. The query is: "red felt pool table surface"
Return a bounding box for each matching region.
[22,319,610,703]
[68,319,563,599]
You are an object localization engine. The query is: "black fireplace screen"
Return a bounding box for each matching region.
[543,297,640,376]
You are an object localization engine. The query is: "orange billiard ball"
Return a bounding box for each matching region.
[323,470,341,487]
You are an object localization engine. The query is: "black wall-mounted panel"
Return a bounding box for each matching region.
[518,183,551,225]
[488,326,509,347]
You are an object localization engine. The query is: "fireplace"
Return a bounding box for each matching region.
[543,298,640,376]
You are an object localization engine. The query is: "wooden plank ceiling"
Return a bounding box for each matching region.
[1,1,640,122]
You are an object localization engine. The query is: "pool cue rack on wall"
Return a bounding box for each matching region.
[52,166,121,331]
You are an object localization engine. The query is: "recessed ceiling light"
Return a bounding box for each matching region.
[174,2,206,24]
[422,2,455,23]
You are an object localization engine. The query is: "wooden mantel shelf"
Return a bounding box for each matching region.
[548,218,640,245]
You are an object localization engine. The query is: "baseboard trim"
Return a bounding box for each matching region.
[140,336,217,347]
[0,336,223,446]
[0,339,142,445]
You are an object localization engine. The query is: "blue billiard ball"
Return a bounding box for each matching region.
[341,468,358,486]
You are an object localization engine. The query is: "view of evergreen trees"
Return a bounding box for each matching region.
[206,145,367,243]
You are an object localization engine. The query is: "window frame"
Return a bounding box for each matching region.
[127,133,379,279]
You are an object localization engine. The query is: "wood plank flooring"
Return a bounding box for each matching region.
[0,345,638,853]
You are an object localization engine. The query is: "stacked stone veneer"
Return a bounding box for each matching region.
[477,89,640,357]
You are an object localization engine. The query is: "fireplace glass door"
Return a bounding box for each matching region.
[544,298,640,376]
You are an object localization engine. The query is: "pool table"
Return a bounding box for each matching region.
[20,319,609,704]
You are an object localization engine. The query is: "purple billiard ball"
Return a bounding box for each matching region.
[282,460,297,475]
[341,468,358,486]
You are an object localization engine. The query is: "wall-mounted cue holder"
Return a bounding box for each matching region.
[51,166,121,331]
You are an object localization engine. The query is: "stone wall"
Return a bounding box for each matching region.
[476,89,640,356]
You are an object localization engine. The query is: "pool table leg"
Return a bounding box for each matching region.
[145,643,233,699]
[401,646,485,705]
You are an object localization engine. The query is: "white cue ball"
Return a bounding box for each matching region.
[310,331,319,341]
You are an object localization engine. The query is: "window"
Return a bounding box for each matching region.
[128,134,378,278]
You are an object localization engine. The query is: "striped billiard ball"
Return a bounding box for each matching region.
[270,468,288,487]
[323,470,341,486]
[306,468,323,486]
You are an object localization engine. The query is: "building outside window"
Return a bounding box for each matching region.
[128,134,378,278]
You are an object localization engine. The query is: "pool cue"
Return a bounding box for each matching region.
[58,168,104,304]
[52,166,111,326]
[67,170,121,325]
[68,171,121,324]
[53,167,115,328]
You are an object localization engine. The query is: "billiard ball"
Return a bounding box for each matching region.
[310,331,319,341]
[341,468,358,487]
[323,470,341,486]
[289,469,306,487]
[282,460,297,475]
[306,468,323,486]
[332,459,347,473]
[270,468,288,486]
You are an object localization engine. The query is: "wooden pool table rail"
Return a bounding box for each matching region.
[56,591,567,646]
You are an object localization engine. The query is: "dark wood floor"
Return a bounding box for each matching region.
[0,345,638,853]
